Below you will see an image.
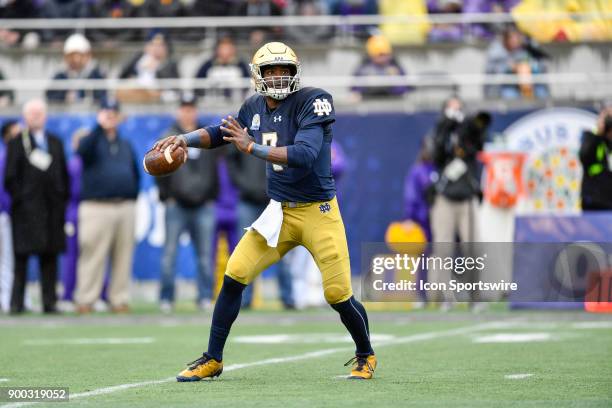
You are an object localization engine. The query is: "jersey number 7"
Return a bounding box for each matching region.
[262,132,284,172]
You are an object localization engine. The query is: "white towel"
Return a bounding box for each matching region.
[246,199,284,247]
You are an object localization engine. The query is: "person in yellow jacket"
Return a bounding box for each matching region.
[513,0,612,42]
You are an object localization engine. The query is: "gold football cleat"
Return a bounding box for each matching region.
[176,354,223,382]
[344,354,377,380]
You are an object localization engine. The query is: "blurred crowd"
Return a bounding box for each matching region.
[1,0,611,49]
[0,25,554,110]
[2,0,610,107]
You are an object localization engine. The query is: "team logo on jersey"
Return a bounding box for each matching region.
[319,202,331,213]
[313,98,332,116]
[251,114,261,130]
[274,115,282,123]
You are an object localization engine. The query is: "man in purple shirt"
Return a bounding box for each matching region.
[0,120,20,312]
[351,35,409,99]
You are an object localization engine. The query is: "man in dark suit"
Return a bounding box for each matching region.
[3,99,69,314]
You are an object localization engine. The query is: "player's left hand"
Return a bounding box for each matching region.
[221,116,251,153]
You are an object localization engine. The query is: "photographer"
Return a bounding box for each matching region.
[429,96,490,307]
[431,97,489,241]
[580,107,612,210]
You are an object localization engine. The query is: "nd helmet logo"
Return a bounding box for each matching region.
[313,98,332,116]
[319,202,331,213]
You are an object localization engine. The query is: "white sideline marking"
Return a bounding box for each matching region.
[0,379,8,382]
[505,373,533,380]
[473,333,552,343]
[24,337,155,346]
[571,321,612,329]
[0,320,514,408]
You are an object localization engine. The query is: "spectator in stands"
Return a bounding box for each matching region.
[427,0,465,42]
[83,0,145,44]
[75,99,139,314]
[0,0,35,20]
[0,69,14,108]
[0,120,20,313]
[46,33,107,105]
[327,0,378,37]
[0,28,20,48]
[232,0,283,47]
[84,0,143,19]
[36,0,90,43]
[285,0,332,44]
[512,0,612,43]
[3,99,69,315]
[429,96,489,308]
[226,133,295,310]
[142,0,191,41]
[484,25,549,100]
[579,106,612,210]
[144,0,186,17]
[379,0,430,45]
[191,0,233,16]
[0,0,38,47]
[118,31,180,103]
[37,0,87,19]
[328,0,377,14]
[156,93,219,313]
[195,36,250,102]
[351,35,409,100]
[463,0,519,40]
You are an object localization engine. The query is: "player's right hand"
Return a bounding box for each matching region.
[154,135,186,153]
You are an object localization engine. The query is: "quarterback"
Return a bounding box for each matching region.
[155,42,376,380]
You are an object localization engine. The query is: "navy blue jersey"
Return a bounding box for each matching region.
[209,87,336,202]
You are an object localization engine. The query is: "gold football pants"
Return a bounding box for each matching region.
[225,196,353,304]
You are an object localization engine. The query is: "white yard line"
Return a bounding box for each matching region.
[0,319,516,408]
[505,373,534,379]
[571,321,612,329]
[472,332,553,343]
[24,337,155,346]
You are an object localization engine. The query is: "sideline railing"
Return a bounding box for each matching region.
[1,12,612,30]
[1,72,610,92]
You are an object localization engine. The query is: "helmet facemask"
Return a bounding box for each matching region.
[251,62,301,100]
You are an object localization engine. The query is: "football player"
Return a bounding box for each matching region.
[155,42,376,380]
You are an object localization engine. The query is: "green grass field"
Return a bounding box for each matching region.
[1,307,611,408]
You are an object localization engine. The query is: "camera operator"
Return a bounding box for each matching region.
[429,96,490,308]
[580,107,612,211]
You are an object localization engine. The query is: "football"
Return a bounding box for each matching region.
[142,146,187,176]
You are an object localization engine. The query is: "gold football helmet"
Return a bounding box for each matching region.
[250,42,301,100]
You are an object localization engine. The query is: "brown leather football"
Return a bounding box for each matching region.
[143,146,187,176]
